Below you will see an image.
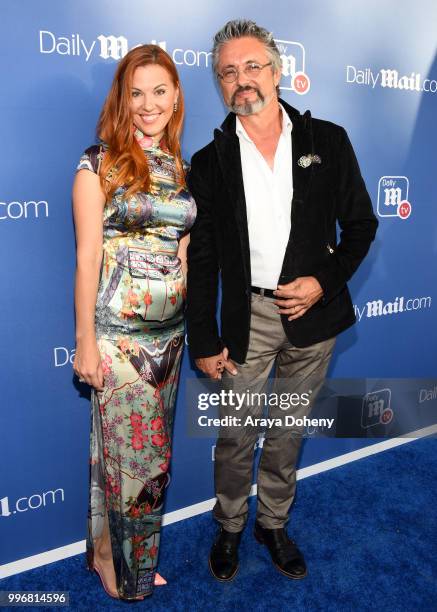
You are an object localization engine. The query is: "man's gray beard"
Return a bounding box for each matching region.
[227,86,266,116]
[228,95,266,116]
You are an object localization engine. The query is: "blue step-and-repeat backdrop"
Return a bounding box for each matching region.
[1,0,436,569]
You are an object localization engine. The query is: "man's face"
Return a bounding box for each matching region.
[217,36,281,116]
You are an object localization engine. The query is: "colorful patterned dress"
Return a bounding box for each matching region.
[76,129,196,599]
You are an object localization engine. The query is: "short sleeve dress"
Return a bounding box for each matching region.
[76,128,196,599]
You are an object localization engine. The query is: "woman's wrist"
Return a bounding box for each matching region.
[76,332,97,345]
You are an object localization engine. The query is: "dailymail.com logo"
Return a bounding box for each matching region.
[0,489,65,518]
[361,388,393,429]
[377,176,412,219]
[274,39,310,95]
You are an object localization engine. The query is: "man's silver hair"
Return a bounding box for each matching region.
[212,19,282,76]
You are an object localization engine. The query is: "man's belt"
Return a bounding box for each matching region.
[251,286,276,299]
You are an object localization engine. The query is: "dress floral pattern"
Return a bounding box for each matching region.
[76,130,196,599]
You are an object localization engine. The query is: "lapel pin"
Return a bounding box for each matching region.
[298,155,311,168]
[298,154,322,168]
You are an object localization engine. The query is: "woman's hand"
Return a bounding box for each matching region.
[73,337,104,391]
[177,234,190,284]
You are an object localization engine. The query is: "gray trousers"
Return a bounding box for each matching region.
[213,292,336,531]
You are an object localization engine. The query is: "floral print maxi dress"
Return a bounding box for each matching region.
[76,130,196,599]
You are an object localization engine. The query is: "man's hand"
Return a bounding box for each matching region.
[274,276,323,321]
[195,347,238,379]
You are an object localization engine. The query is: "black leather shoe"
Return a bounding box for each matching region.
[209,527,242,581]
[254,522,307,579]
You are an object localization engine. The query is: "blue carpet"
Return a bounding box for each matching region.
[2,438,436,611]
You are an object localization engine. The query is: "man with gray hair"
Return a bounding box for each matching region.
[187,19,377,582]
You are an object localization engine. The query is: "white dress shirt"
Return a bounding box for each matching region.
[236,104,293,289]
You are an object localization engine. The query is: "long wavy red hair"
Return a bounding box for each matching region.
[97,44,185,200]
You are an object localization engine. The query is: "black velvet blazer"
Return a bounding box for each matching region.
[186,99,378,363]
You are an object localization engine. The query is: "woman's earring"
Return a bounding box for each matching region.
[173,102,178,113]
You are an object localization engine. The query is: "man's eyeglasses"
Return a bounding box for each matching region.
[217,61,272,83]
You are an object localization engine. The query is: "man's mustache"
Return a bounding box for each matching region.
[231,85,264,106]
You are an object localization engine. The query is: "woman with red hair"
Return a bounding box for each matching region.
[72,44,196,600]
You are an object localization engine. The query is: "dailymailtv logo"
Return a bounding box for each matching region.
[361,388,393,428]
[275,39,310,94]
[377,176,412,219]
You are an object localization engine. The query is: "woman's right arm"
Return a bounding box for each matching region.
[72,169,106,390]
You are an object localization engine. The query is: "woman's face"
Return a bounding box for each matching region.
[130,64,179,141]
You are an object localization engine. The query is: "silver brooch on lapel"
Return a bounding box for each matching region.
[298,154,322,168]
